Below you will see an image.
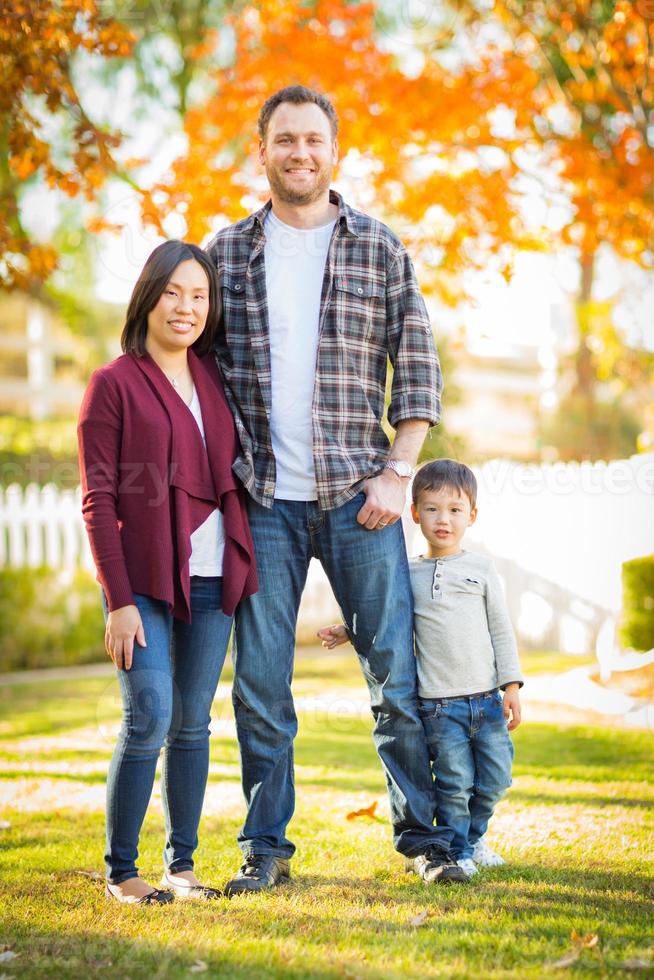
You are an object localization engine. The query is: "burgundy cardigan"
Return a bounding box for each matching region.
[77,350,257,621]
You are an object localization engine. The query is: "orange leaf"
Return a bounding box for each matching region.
[346,801,379,821]
[571,931,600,949]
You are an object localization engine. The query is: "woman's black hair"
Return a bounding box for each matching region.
[120,240,221,357]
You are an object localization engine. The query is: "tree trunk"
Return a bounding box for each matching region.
[572,249,597,455]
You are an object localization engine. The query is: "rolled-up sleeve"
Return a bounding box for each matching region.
[386,246,442,429]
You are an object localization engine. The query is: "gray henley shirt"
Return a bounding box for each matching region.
[409,550,524,699]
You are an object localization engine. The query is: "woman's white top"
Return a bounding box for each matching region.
[187,386,225,576]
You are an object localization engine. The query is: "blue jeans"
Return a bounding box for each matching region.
[418,691,514,860]
[232,494,452,860]
[103,578,232,884]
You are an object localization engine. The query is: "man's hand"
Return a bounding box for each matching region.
[317,624,350,649]
[105,604,147,671]
[502,683,522,731]
[356,469,407,530]
[356,419,430,530]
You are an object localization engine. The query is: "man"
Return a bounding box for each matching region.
[206,85,466,894]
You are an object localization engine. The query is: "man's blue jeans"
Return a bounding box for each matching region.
[103,578,232,883]
[232,493,452,859]
[418,691,514,860]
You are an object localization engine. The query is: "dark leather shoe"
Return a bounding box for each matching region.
[405,844,468,884]
[224,855,291,897]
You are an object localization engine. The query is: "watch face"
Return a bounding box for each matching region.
[387,460,413,478]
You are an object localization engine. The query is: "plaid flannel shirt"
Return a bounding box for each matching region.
[206,190,442,511]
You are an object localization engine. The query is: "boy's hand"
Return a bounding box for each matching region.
[502,683,522,731]
[317,624,349,649]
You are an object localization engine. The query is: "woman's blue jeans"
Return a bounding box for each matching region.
[103,578,232,884]
[232,494,452,860]
[418,691,514,860]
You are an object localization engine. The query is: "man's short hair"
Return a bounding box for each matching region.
[258,85,339,141]
[412,458,478,509]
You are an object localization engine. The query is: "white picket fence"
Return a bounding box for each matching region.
[1,454,653,654]
[0,483,93,572]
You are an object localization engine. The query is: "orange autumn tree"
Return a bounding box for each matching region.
[452,0,654,455]
[0,0,134,291]
[149,0,544,298]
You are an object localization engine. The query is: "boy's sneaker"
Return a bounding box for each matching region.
[405,844,468,884]
[457,858,479,877]
[472,839,505,867]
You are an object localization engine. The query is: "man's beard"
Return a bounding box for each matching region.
[266,163,332,205]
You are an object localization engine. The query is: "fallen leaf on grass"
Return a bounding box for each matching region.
[189,962,208,974]
[408,910,430,927]
[622,959,652,971]
[346,801,379,821]
[75,870,103,881]
[572,931,599,949]
[547,931,601,970]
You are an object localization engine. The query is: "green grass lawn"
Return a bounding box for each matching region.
[0,654,653,979]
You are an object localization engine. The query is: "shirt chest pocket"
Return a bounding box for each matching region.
[446,574,485,598]
[332,276,385,344]
[222,276,246,310]
[220,276,248,359]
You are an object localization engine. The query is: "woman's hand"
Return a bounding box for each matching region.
[317,624,350,650]
[105,605,146,671]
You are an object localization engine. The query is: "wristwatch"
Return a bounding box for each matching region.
[384,459,414,479]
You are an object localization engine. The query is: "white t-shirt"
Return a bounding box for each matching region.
[264,209,336,500]
[187,386,225,576]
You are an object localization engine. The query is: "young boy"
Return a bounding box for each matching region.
[319,459,523,877]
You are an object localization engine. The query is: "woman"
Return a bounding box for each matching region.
[78,241,257,905]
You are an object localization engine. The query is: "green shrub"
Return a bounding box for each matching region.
[620,555,654,652]
[0,417,79,488]
[539,394,640,462]
[0,567,105,672]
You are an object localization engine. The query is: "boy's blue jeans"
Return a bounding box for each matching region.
[103,578,232,884]
[232,493,452,860]
[418,691,514,860]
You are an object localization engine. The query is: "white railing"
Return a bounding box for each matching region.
[2,454,653,654]
[0,483,93,571]
[405,454,654,654]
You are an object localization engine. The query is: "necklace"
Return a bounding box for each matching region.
[165,367,186,389]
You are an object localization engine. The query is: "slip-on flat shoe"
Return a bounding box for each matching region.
[105,884,174,905]
[160,873,222,900]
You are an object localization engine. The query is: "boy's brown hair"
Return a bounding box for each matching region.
[411,458,477,509]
